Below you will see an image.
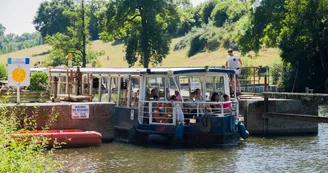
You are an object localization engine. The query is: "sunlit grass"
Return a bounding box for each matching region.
[0,38,281,68]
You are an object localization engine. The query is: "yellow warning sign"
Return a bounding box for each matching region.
[12,67,27,83]
[68,53,73,60]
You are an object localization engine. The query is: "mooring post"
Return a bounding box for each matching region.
[53,77,59,101]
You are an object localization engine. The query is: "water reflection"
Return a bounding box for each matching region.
[54,124,328,173]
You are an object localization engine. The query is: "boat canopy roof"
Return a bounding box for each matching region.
[31,67,235,75]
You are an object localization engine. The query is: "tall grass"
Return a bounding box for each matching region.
[0,105,61,172]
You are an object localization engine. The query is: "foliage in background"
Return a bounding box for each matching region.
[33,0,74,38]
[0,24,43,55]
[99,0,178,68]
[173,0,248,57]
[237,0,328,92]
[45,1,104,67]
[0,105,61,172]
[27,72,49,91]
[0,63,7,79]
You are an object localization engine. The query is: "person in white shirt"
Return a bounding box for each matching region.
[225,48,242,92]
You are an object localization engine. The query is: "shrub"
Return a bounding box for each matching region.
[27,72,49,91]
[0,63,7,79]
[0,105,61,172]
[270,62,283,85]
[188,34,207,57]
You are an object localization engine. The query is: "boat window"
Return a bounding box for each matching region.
[118,75,130,106]
[206,76,225,101]
[110,77,119,104]
[130,77,140,108]
[177,76,190,99]
[145,77,165,101]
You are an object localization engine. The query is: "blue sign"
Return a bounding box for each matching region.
[7,58,30,65]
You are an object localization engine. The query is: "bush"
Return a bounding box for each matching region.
[0,63,7,79]
[270,62,283,85]
[27,72,49,91]
[0,105,61,172]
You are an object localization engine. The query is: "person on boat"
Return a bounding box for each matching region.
[170,95,184,124]
[188,88,212,115]
[225,48,242,92]
[175,90,182,101]
[210,92,221,113]
[223,94,232,113]
[131,91,139,107]
[151,87,159,98]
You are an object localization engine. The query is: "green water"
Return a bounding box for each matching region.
[53,123,328,173]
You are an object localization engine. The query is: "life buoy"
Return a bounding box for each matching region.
[153,103,173,123]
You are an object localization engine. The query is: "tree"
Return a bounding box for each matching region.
[0,24,5,37]
[200,0,218,24]
[235,0,286,54]
[33,0,74,38]
[87,0,107,40]
[237,0,328,92]
[99,0,177,68]
[46,1,103,67]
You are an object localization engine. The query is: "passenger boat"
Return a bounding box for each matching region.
[13,129,102,148]
[33,66,249,146]
[112,67,249,146]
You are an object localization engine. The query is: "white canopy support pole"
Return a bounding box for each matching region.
[138,76,144,124]
[108,76,112,102]
[98,75,102,102]
[65,76,68,94]
[172,76,184,103]
[81,75,85,95]
[200,76,206,101]
[89,76,93,96]
[234,74,237,99]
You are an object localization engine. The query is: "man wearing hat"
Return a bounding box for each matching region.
[225,48,242,92]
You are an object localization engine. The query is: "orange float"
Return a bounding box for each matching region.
[13,129,102,148]
[153,103,173,123]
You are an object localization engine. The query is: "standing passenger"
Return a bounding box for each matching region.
[225,48,242,92]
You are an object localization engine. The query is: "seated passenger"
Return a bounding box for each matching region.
[175,90,182,101]
[210,92,221,112]
[131,92,139,107]
[223,94,232,113]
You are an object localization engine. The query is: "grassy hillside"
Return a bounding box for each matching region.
[0,38,281,68]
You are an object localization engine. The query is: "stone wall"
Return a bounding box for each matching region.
[240,98,318,136]
[7,102,115,141]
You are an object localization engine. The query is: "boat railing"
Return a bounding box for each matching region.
[139,100,239,126]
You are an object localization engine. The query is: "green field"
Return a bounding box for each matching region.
[0,38,281,68]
